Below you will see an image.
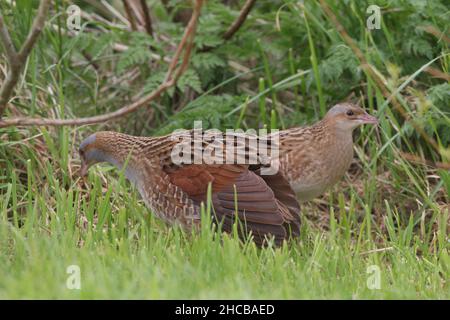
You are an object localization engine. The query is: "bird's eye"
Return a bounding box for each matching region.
[346,110,354,116]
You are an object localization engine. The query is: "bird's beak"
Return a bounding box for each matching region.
[358,113,378,125]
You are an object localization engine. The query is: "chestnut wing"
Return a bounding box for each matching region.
[166,164,300,246]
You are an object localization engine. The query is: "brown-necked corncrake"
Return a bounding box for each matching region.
[79,102,377,246]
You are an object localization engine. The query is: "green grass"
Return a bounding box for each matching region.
[0,0,449,299]
[0,159,447,299]
[0,150,448,299]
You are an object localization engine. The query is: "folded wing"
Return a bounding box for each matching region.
[166,164,301,246]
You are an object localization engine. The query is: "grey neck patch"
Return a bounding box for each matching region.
[80,133,97,150]
[86,148,140,187]
[86,148,117,166]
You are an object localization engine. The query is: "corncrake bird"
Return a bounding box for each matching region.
[79,102,377,246]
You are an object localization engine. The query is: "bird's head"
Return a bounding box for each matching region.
[79,131,121,177]
[323,103,378,132]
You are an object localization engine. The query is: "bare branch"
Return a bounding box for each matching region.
[17,0,51,61]
[421,25,450,45]
[223,0,256,40]
[0,12,17,64]
[140,0,154,36]
[83,0,116,20]
[425,66,450,82]
[0,0,204,128]
[400,152,450,170]
[165,1,201,82]
[81,50,100,71]
[122,0,138,31]
[101,0,130,26]
[0,0,51,118]
[123,0,154,36]
[201,0,255,52]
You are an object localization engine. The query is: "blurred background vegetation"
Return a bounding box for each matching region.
[0,0,448,298]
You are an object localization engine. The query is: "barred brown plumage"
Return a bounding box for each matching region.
[79,102,377,246]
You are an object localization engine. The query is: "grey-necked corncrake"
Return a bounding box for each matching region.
[79,103,377,246]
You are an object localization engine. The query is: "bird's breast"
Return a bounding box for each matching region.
[280,136,354,201]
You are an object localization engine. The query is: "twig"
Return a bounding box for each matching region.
[420,25,450,45]
[360,247,394,255]
[0,14,16,64]
[400,152,450,170]
[123,0,154,39]
[200,0,255,53]
[164,2,200,82]
[101,0,130,26]
[425,66,450,82]
[81,50,100,71]
[140,0,154,36]
[317,0,441,154]
[223,0,256,40]
[0,0,204,128]
[0,0,51,118]
[122,0,138,31]
[83,0,116,20]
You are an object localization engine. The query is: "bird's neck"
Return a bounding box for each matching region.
[315,119,354,145]
[333,126,354,146]
[322,123,354,186]
[94,138,144,185]
[282,120,354,199]
[320,121,354,161]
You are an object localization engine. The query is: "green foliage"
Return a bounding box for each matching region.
[403,37,433,60]
[116,33,160,74]
[192,52,227,85]
[195,14,224,49]
[143,70,167,94]
[428,83,450,109]
[81,32,117,60]
[0,0,448,299]
[177,69,203,94]
[317,45,361,98]
[426,83,450,146]
[192,52,226,70]
[156,94,240,135]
